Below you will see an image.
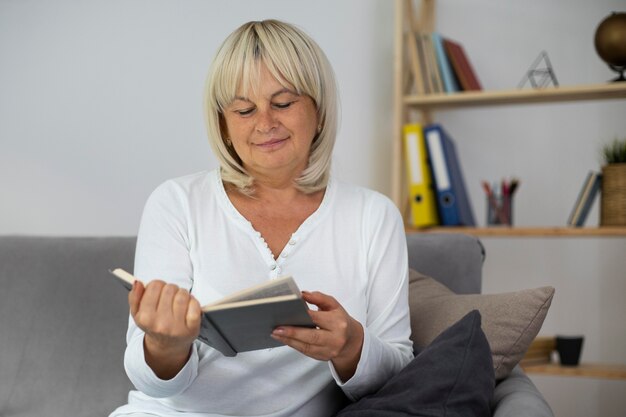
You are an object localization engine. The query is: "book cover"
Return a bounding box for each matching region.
[567,171,602,227]
[109,269,315,357]
[423,124,476,226]
[403,123,439,227]
[443,38,482,91]
[432,32,460,94]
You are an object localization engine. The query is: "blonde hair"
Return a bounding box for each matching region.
[204,20,338,194]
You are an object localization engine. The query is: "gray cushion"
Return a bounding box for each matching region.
[336,310,494,417]
[408,269,555,380]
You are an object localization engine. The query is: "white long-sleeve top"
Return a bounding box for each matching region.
[109,169,413,417]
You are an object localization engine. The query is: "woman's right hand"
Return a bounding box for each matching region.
[129,280,202,380]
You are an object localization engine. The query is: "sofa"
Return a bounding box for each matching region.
[0,233,553,416]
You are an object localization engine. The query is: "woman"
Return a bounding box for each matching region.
[110,19,412,417]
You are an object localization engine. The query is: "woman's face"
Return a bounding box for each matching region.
[222,63,319,181]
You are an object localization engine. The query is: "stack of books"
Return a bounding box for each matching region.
[406,30,482,95]
[567,171,602,227]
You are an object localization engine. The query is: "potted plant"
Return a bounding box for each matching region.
[600,137,626,226]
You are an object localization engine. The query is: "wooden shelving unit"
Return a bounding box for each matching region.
[404,82,626,110]
[406,226,626,237]
[391,0,626,210]
[522,363,626,380]
[394,0,626,381]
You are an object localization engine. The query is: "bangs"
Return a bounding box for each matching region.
[212,21,323,111]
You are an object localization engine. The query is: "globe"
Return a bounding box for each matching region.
[594,12,626,81]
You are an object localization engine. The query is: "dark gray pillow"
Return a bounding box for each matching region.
[336,310,494,417]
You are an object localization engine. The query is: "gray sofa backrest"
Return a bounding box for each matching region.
[406,233,485,294]
[0,236,136,417]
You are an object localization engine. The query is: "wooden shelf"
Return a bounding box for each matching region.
[404,82,626,110]
[522,362,626,380]
[405,226,626,237]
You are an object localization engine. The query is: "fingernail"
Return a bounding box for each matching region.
[273,327,285,335]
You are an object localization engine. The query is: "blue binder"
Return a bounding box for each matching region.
[424,124,476,226]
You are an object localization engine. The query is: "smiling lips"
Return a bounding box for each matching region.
[255,137,289,150]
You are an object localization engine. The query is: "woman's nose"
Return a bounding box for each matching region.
[255,108,278,134]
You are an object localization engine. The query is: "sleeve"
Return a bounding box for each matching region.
[122,181,200,398]
[330,194,414,401]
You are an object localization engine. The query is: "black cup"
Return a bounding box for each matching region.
[556,335,584,366]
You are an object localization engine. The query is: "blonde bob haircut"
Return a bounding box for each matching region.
[204,19,338,194]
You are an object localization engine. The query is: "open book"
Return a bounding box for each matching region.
[109,268,315,357]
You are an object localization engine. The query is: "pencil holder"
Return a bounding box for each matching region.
[486,194,513,226]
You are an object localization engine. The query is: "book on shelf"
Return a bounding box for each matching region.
[406,32,426,95]
[423,124,476,226]
[443,38,482,91]
[403,123,439,227]
[567,171,602,227]
[109,268,315,357]
[431,32,460,94]
[421,33,444,93]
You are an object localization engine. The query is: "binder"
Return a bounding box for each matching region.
[567,171,602,227]
[403,124,439,227]
[423,124,476,226]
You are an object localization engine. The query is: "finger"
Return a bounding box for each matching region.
[186,297,202,332]
[157,283,179,315]
[272,327,327,359]
[128,280,145,317]
[307,309,346,331]
[141,280,166,313]
[302,291,341,311]
[172,288,191,322]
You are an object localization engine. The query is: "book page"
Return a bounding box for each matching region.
[205,276,301,307]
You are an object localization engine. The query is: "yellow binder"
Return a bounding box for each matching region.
[403,123,439,227]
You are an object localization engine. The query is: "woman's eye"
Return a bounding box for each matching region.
[273,101,294,109]
[236,108,255,116]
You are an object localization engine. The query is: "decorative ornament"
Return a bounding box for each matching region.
[518,51,559,89]
[594,12,626,82]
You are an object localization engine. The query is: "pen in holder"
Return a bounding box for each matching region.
[482,179,519,226]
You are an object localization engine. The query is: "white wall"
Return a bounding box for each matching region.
[0,0,394,235]
[2,0,626,415]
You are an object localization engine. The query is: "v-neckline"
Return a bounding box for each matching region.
[214,170,334,264]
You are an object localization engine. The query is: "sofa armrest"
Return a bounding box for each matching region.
[492,365,554,417]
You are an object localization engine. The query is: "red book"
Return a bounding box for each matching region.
[443,38,482,91]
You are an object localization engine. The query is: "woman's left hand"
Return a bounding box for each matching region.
[271,291,364,382]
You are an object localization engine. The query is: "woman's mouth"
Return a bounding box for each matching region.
[256,137,288,150]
